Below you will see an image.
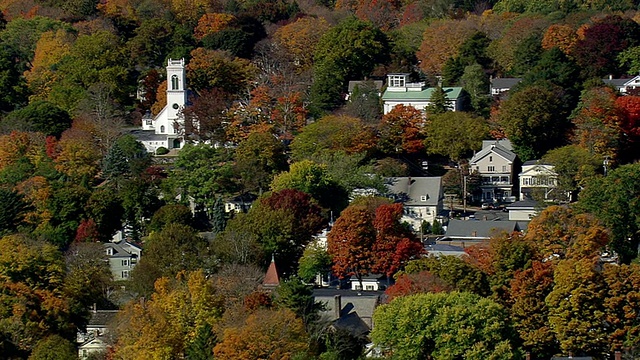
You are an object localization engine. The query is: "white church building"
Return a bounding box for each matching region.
[134,58,188,154]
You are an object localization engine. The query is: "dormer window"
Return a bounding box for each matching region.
[171,75,179,90]
[106,248,113,256]
[420,195,427,201]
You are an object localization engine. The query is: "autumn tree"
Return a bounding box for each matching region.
[186,47,256,95]
[572,15,640,78]
[403,255,489,296]
[24,28,75,101]
[546,258,608,357]
[290,115,376,161]
[417,17,479,75]
[114,271,225,359]
[194,13,235,40]
[28,335,77,360]
[602,263,640,353]
[213,308,308,359]
[377,105,425,156]
[372,292,518,359]
[424,111,488,162]
[495,84,571,161]
[182,87,233,143]
[612,95,640,163]
[327,204,376,287]
[272,16,331,73]
[509,261,558,358]
[126,18,175,70]
[570,86,619,160]
[541,24,577,55]
[0,235,77,356]
[384,270,453,302]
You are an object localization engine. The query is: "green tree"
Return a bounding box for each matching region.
[28,335,77,360]
[0,42,28,112]
[310,17,389,114]
[297,242,332,283]
[4,101,71,138]
[149,204,193,232]
[185,323,216,360]
[460,63,490,117]
[425,111,488,162]
[542,145,601,202]
[0,188,25,235]
[404,255,489,296]
[495,84,571,161]
[576,163,640,263]
[234,132,287,195]
[372,292,518,359]
[343,80,382,125]
[425,85,449,116]
[271,160,348,214]
[274,276,322,324]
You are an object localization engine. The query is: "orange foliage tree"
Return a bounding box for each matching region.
[570,86,619,159]
[193,12,235,40]
[24,29,75,101]
[273,16,331,72]
[417,18,479,75]
[377,104,425,156]
[541,24,578,55]
[213,308,308,359]
[384,270,453,302]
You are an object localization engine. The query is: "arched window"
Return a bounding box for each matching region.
[160,125,165,133]
[171,75,179,90]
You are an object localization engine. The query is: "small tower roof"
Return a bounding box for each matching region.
[262,255,280,288]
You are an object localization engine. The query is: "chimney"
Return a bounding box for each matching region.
[92,303,97,313]
[334,295,341,320]
[525,352,530,360]
[615,350,622,360]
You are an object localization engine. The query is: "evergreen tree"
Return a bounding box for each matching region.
[186,323,217,360]
[425,86,449,116]
[210,197,227,234]
[431,219,443,235]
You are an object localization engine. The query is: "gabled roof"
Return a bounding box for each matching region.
[602,75,640,87]
[385,177,443,206]
[445,219,519,239]
[129,129,172,141]
[470,140,517,164]
[87,310,119,327]
[104,241,141,258]
[520,162,556,177]
[490,78,522,89]
[382,87,463,101]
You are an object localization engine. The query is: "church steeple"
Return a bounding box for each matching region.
[165,58,187,123]
[262,255,280,289]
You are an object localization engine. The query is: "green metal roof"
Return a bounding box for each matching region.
[382,87,464,101]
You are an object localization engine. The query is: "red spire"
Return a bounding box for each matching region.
[262,255,280,288]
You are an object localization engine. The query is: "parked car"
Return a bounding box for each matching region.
[481,202,491,210]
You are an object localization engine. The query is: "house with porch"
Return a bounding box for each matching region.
[77,307,119,359]
[381,73,464,114]
[135,58,188,153]
[469,139,520,203]
[519,160,558,201]
[385,176,444,231]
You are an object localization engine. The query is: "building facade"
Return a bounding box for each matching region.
[381,73,464,115]
[470,139,520,203]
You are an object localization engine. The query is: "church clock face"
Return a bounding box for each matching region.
[172,103,179,109]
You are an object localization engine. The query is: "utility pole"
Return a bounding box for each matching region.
[463,175,467,214]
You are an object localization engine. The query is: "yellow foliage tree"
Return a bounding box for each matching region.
[24,29,75,101]
[194,13,236,40]
[417,18,480,75]
[113,271,225,360]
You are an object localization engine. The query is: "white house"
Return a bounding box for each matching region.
[505,199,539,221]
[135,58,188,153]
[519,160,558,200]
[77,308,119,359]
[381,73,464,114]
[602,74,640,94]
[385,176,444,231]
[469,139,520,203]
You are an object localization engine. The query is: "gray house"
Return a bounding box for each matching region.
[386,176,444,231]
[105,240,141,281]
[490,77,522,96]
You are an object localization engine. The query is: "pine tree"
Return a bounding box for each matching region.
[185,323,216,360]
[432,219,444,235]
[425,85,449,116]
[209,197,227,234]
